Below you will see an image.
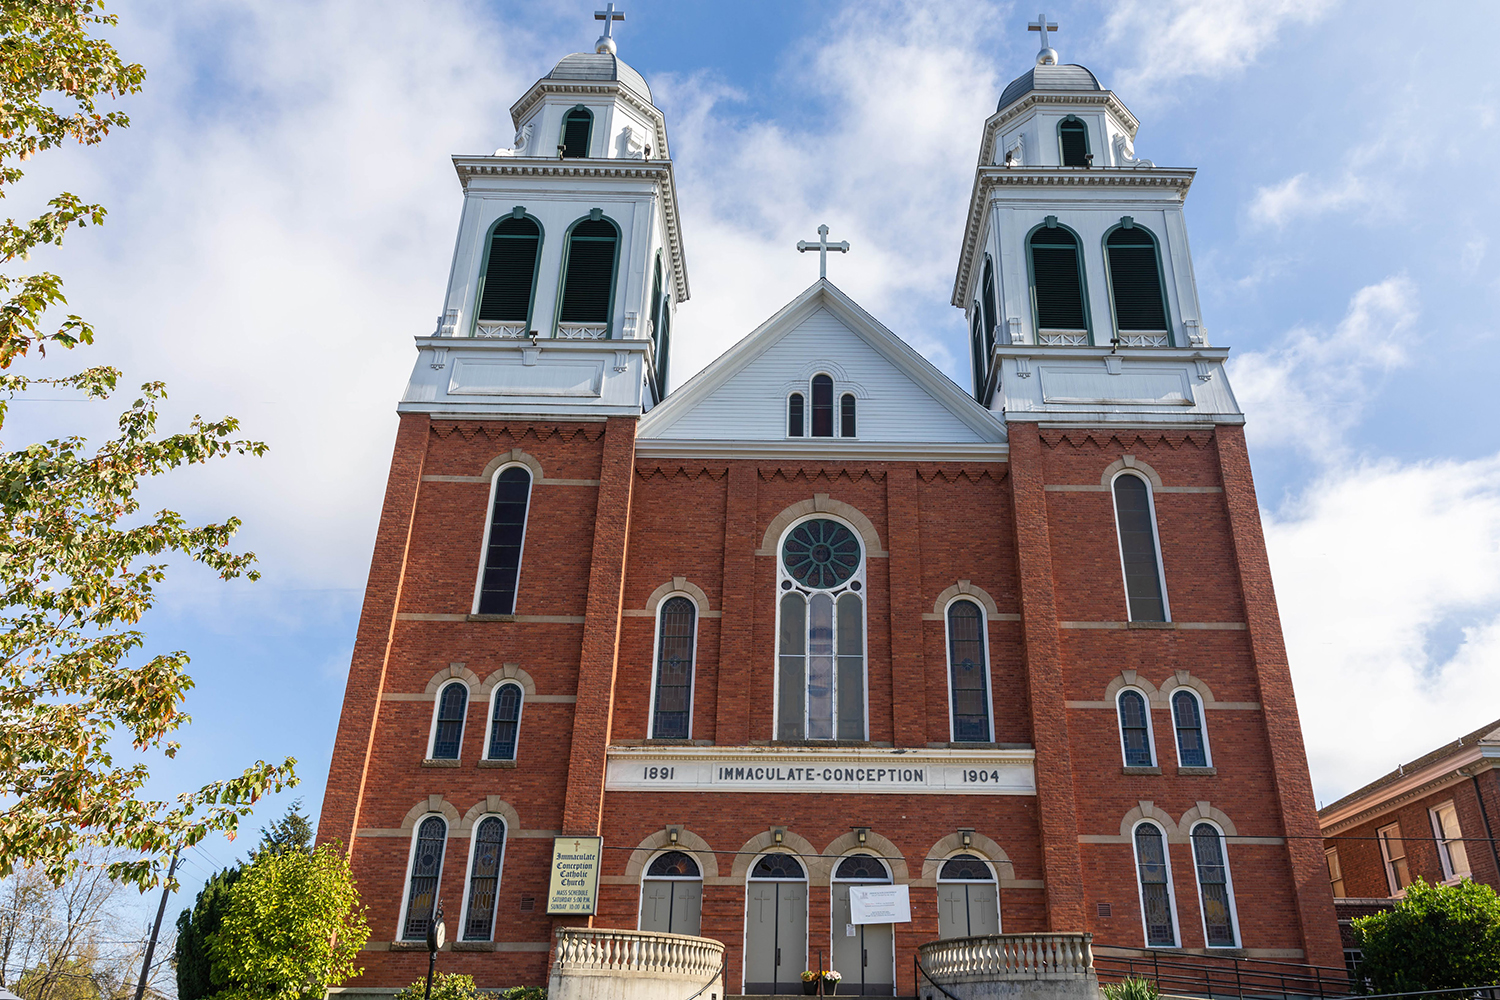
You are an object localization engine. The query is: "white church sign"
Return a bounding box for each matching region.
[849,884,912,925]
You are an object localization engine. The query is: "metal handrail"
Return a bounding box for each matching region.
[1094,946,1350,1000]
[683,956,726,1000]
[915,955,966,1000]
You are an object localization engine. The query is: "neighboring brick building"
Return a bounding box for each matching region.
[1318,719,1500,965]
[317,17,1344,997]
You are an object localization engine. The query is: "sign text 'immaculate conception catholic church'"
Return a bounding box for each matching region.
[546,836,603,915]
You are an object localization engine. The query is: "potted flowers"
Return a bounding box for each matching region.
[822,970,843,995]
[800,970,820,995]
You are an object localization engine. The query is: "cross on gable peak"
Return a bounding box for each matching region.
[796,223,851,280]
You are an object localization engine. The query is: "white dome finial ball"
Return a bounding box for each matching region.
[595,34,617,55]
[1036,47,1058,66]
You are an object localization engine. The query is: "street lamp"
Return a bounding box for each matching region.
[423,902,447,1000]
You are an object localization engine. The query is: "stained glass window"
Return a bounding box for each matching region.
[1113,474,1166,622]
[1118,690,1152,767]
[652,597,696,739]
[648,851,701,878]
[939,854,993,881]
[1192,824,1236,946]
[431,683,467,760]
[403,817,446,940]
[782,519,860,589]
[487,684,522,760]
[1134,823,1175,947]
[948,600,991,742]
[751,854,805,879]
[1172,691,1207,767]
[463,818,506,941]
[477,466,532,615]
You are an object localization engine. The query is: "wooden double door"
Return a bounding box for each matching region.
[640,878,702,936]
[744,880,807,994]
[831,883,895,996]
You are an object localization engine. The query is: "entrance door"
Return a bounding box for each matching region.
[936,853,1000,940]
[830,854,896,996]
[744,854,807,995]
[640,851,703,936]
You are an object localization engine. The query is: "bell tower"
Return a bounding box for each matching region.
[402,8,688,417]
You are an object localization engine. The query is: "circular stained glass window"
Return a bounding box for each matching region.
[782,519,861,589]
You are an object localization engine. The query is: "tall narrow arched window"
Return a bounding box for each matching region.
[462,817,507,941]
[1133,822,1177,947]
[402,816,447,940]
[1112,473,1168,622]
[560,106,592,158]
[1059,116,1088,166]
[981,255,999,356]
[777,518,866,741]
[655,295,672,392]
[788,393,805,437]
[1171,690,1209,767]
[475,214,541,336]
[840,394,856,437]
[1191,823,1238,947]
[1029,223,1089,345]
[970,309,986,398]
[946,600,992,743]
[648,254,665,391]
[1117,689,1153,767]
[1106,223,1169,344]
[486,683,523,761]
[475,465,533,615]
[429,682,468,760]
[651,596,697,739]
[557,215,619,339]
[810,374,834,437]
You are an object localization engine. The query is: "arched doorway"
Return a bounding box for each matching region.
[936,853,999,939]
[639,850,702,936]
[831,854,896,996]
[744,853,807,995]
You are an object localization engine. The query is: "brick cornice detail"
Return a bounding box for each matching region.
[431,421,606,444]
[1039,429,1213,451]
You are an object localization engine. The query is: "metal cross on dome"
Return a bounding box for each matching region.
[1029,12,1058,49]
[595,3,625,39]
[797,224,850,280]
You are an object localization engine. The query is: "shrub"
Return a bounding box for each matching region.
[1353,878,1500,992]
[1101,977,1160,1000]
[393,972,481,1000]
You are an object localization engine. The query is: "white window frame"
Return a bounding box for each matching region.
[648,593,699,740]
[1429,801,1470,882]
[785,391,806,439]
[456,814,509,943]
[481,681,526,761]
[1110,470,1172,623]
[741,851,810,996]
[943,596,996,743]
[1188,820,1241,949]
[470,462,535,615]
[426,680,470,761]
[1325,846,1345,899]
[1115,686,1157,768]
[771,513,870,741]
[803,373,857,439]
[1377,822,1409,896]
[1167,687,1212,768]
[397,813,449,941]
[1130,819,1181,949]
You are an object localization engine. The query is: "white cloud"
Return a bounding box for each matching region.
[1247,171,1377,228]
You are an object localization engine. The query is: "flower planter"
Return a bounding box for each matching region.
[821,980,840,995]
[801,981,819,995]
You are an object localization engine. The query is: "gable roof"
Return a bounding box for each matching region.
[639,279,1006,455]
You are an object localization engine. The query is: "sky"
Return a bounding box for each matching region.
[12,0,1500,917]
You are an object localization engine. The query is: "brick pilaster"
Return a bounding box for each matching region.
[714,462,757,745]
[886,463,927,747]
[1213,424,1344,968]
[317,412,430,856]
[1007,421,1087,931]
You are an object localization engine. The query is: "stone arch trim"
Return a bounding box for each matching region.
[821,831,909,884]
[457,796,522,837]
[1178,802,1239,838]
[918,832,1015,886]
[642,578,713,615]
[480,448,545,482]
[931,580,1001,618]
[1103,670,1162,706]
[424,664,482,696]
[399,795,462,833]
[1120,800,1183,842]
[1101,454,1164,489]
[622,828,721,882]
[729,829,821,883]
[478,663,537,698]
[1162,669,1217,707]
[755,494,888,558]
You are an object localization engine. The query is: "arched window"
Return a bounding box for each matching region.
[560,106,592,158]
[788,393,805,437]
[651,596,697,739]
[1112,473,1168,622]
[641,850,703,936]
[776,518,865,741]
[946,599,992,743]
[1191,823,1238,947]
[429,682,468,760]
[656,294,672,391]
[810,374,834,437]
[1117,689,1153,767]
[475,214,541,336]
[1029,223,1088,345]
[745,853,807,996]
[1171,690,1209,767]
[1059,116,1088,166]
[1106,224,1169,343]
[475,465,533,615]
[462,817,506,941]
[840,394,856,438]
[648,254,664,392]
[1133,822,1176,947]
[557,215,619,338]
[937,854,999,939]
[751,853,806,879]
[486,683,523,761]
[980,255,999,356]
[402,816,447,940]
[969,309,986,398]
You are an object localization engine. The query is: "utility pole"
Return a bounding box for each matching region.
[133,846,182,1000]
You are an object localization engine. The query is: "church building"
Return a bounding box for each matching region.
[318,11,1343,996]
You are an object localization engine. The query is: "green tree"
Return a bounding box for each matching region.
[208,844,369,1000]
[0,0,297,891]
[248,801,314,861]
[1353,878,1500,992]
[174,867,241,1000]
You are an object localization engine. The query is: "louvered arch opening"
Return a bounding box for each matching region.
[1107,226,1168,332]
[561,107,592,158]
[559,217,619,327]
[477,216,541,323]
[1030,226,1087,333]
[1059,118,1088,166]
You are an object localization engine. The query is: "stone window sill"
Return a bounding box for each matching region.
[1122,766,1162,776]
[1126,621,1174,630]
[1177,766,1217,776]
[389,940,429,952]
[452,941,493,952]
[421,758,461,768]
[752,740,895,748]
[477,759,518,769]
[927,742,1035,750]
[467,614,516,622]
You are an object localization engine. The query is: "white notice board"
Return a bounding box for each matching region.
[848,884,911,924]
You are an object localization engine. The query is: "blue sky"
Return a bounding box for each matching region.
[13,0,1500,916]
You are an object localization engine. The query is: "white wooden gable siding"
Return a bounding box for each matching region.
[644,306,989,443]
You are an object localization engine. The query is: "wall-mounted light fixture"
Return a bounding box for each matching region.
[772,826,786,845]
[667,825,681,846]
[855,827,870,846]
[959,828,974,849]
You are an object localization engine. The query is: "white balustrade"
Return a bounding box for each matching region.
[1038,330,1091,346]
[1117,332,1170,347]
[474,321,528,338]
[553,927,724,980]
[556,322,609,340]
[919,932,1095,984]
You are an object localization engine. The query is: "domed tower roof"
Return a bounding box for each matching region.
[997,62,1102,112]
[546,51,652,105]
